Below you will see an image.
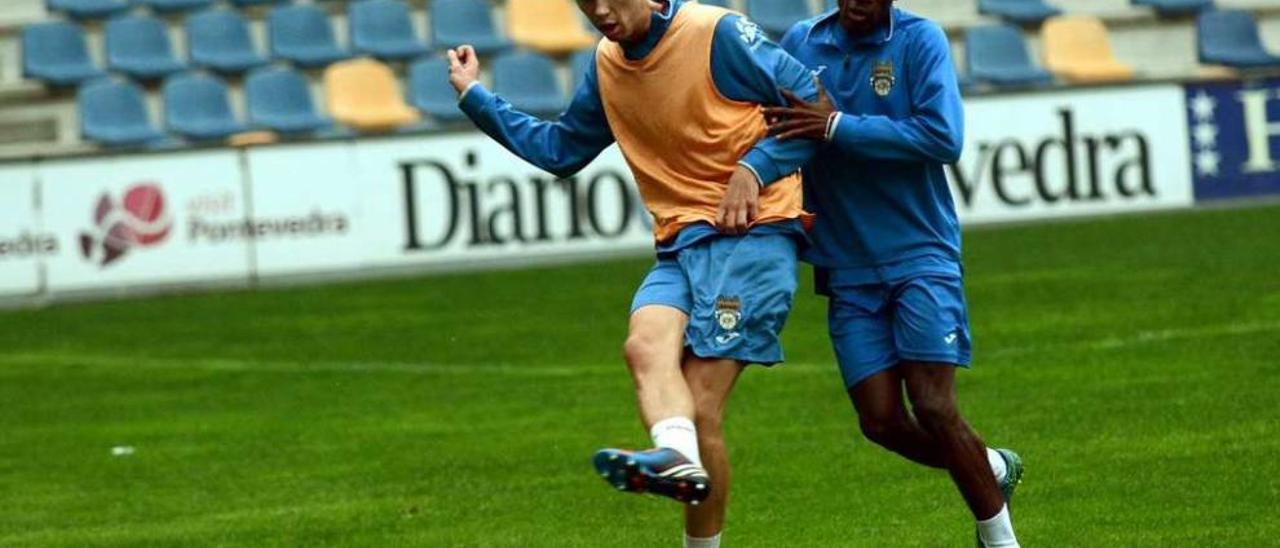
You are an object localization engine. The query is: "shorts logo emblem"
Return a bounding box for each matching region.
[715,296,742,332]
[944,332,959,345]
[871,60,895,98]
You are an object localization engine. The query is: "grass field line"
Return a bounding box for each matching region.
[2,319,1276,378]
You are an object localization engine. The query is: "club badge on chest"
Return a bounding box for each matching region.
[871,60,895,98]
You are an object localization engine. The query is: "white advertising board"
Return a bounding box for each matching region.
[38,151,252,292]
[244,142,363,276]
[0,166,45,297]
[352,133,654,269]
[950,85,1195,224]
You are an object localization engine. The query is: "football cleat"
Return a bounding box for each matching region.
[592,447,711,505]
[977,448,1024,547]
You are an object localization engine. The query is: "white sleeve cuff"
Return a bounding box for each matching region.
[826,112,843,142]
[737,162,765,187]
[457,81,481,103]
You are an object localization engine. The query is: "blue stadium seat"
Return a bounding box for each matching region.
[408,57,466,122]
[1198,9,1280,68]
[245,66,333,134]
[966,24,1054,87]
[570,48,595,92]
[268,5,351,68]
[186,9,268,74]
[349,0,431,61]
[163,72,249,141]
[22,22,105,86]
[1132,0,1213,15]
[78,79,167,146]
[431,0,513,55]
[745,0,812,38]
[105,14,188,80]
[978,0,1063,25]
[47,0,129,19]
[137,0,213,14]
[493,51,565,118]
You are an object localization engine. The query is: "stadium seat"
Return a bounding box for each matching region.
[268,5,351,69]
[186,9,268,74]
[409,57,466,122]
[1197,9,1280,69]
[245,66,333,134]
[163,72,250,141]
[745,0,812,38]
[506,0,597,56]
[137,0,213,14]
[1132,0,1214,16]
[1041,16,1135,83]
[431,0,513,55]
[349,0,431,61]
[105,14,188,80]
[966,24,1054,87]
[47,0,129,19]
[324,58,421,132]
[493,51,565,118]
[78,79,167,147]
[978,0,1063,25]
[22,21,105,86]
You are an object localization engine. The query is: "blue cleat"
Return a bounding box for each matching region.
[977,448,1024,547]
[592,447,711,505]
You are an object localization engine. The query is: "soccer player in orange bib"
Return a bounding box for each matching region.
[447,1,818,545]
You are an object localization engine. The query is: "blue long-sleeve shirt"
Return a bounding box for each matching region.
[458,0,819,190]
[781,8,966,283]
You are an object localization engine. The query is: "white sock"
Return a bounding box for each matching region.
[684,533,721,548]
[986,448,1007,483]
[650,416,702,468]
[977,504,1018,547]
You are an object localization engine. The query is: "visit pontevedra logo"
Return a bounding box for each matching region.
[79,183,173,267]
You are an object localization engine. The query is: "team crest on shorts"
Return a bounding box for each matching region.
[715,296,742,331]
[871,61,895,98]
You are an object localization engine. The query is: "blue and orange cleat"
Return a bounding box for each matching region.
[592,447,711,505]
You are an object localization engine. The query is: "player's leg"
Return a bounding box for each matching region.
[902,363,1017,547]
[595,258,710,504]
[823,273,944,465]
[848,367,946,469]
[626,304,696,429]
[892,275,1020,546]
[681,356,743,547]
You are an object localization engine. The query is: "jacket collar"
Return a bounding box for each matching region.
[624,0,683,60]
[807,6,898,50]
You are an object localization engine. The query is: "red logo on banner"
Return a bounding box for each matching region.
[79,183,173,267]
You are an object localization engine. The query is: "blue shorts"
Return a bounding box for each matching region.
[817,268,973,389]
[631,232,799,366]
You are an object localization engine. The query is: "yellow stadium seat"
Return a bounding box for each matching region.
[1041,16,1135,84]
[323,57,420,133]
[506,0,598,56]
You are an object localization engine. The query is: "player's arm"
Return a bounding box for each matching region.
[765,24,964,164]
[708,15,822,233]
[448,46,615,179]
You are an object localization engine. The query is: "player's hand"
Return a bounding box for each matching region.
[716,165,761,235]
[447,45,481,95]
[762,75,837,142]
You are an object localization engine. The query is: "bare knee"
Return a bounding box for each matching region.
[911,393,963,434]
[623,332,671,378]
[859,412,912,447]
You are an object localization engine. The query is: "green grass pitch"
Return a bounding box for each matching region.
[2,205,1278,546]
